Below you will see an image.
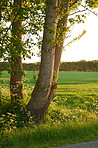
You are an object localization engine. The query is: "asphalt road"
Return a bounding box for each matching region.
[51,140,98,148]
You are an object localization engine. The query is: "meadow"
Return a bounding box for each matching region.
[0,71,98,148]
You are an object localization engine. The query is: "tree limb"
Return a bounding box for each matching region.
[69,9,87,16]
[70,0,79,7]
[82,5,98,17]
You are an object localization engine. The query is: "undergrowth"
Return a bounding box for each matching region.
[0,71,98,148]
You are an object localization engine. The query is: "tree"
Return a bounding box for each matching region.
[10,0,23,102]
[0,0,45,102]
[26,0,98,122]
[26,0,70,122]
[1,0,98,123]
[26,0,75,122]
[26,0,82,122]
[26,0,58,122]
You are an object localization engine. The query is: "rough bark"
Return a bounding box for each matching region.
[0,8,1,105]
[10,0,23,102]
[26,0,58,123]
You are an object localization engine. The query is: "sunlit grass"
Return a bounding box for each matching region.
[0,121,98,148]
[55,83,98,111]
[0,71,98,148]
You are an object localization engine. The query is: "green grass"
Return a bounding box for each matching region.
[0,121,98,148]
[0,71,98,148]
[58,71,98,84]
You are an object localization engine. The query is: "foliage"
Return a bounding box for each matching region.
[0,0,45,64]
[0,74,1,105]
[0,1,98,143]
[1,60,98,72]
[0,101,35,131]
[1,0,98,64]
[60,60,98,71]
[0,71,98,147]
[85,0,98,8]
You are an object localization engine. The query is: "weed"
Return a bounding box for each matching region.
[0,71,98,148]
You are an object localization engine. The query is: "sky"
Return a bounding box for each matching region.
[61,11,98,62]
[23,7,98,63]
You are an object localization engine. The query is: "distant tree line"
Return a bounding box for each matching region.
[60,60,98,72]
[0,60,98,72]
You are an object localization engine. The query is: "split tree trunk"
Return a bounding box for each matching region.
[54,0,69,82]
[48,0,69,104]
[10,0,23,102]
[26,0,58,123]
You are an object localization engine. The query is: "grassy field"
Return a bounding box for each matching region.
[0,71,98,148]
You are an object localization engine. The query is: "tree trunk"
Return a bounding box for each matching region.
[48,0,69,103]
[54,0,69,79]
[26,0,58,123]
[10,0,23,102]
[0,8,1,105]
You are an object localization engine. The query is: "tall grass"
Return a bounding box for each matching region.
[0,71,98,148]
[0,121,98,148]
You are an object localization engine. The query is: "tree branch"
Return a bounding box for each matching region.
[82,5,98,17]
[70,0,79,7]
[69,9,87,16]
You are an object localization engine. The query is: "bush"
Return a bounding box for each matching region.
[0,101,34,131]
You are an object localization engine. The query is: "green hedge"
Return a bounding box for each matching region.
[0,60,98,72]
